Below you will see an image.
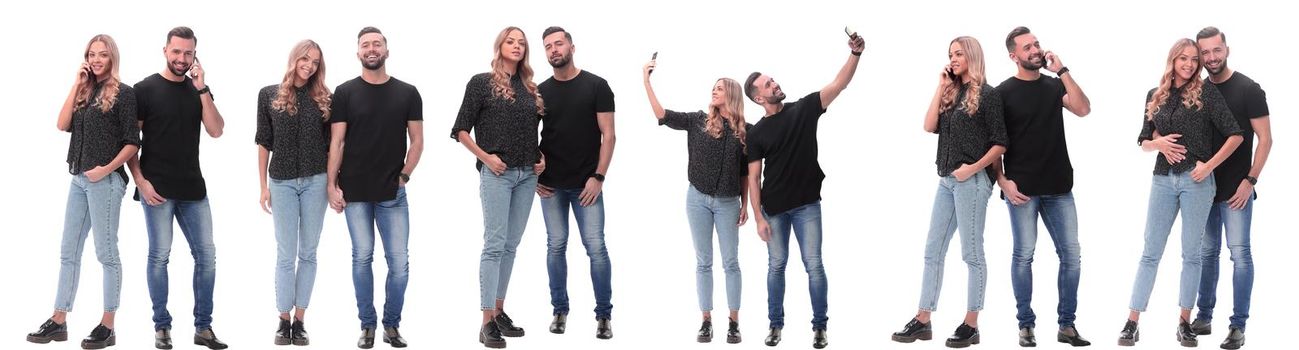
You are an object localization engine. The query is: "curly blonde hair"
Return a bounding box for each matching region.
[271,40,331,120]
[939,36,986,115]
[490,27,544,115]
[74,34,121,113]
[1146,38,1204,120]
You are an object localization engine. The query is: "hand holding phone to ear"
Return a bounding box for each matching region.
[189,56,206,90]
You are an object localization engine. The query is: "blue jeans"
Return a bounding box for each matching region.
[1128,173,1215,312]
[919,172,992,313]
[764,201,827,330]
[54,173,126,313]
[344,187,410,329]
[540,187,612,318]
[1197,197,1254,330]
[270,173,327,313]
[1007,192,1082,328]
[687,186,742,312]
[479,167,537,310]
[143,196,216,331]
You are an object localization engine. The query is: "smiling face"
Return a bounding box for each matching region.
[1010,33,1045,71]
[499,29,527,66]
[1172,45,1200,84]
[163,36,196,77]
[86,40,111,78]
[1197,33,1229,75]
[543,31,572,68]
[710,79,728,107]
[357,32,388,70]
[949,41,969,77]
[750,74,785,105]
[295,47,322,84]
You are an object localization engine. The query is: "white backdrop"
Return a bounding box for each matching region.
[1,1,1292,349]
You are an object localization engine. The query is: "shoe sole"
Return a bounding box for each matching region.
[1020,340,1037,347]
[728,335,741,344]
[698,335,712,343]
[945,334,980,348]
[550,326,565,334]
[1118,333,1139,346]
[293,339,309,346]
[193,337,229,350]
[479,334,506,349]
[1221,338,1243,350]
[155,340,173,349]
[765,339,781,346]
[892,331,933,343]
[1058,334,1091,347]
[275,336,291,346]
[1179,338,1198,347]
[81,335,115,349]
[814,341,828,349]
[382,337,408,348]
[27,333,69,344]
[358,339,374,349]
[500,330,524,337]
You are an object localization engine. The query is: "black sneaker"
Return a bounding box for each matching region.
[194,328,229,350]
[1057,326,1091,347]
[275,318,292,345]
[26,318,68,344]
[892,318,933,343]
[764,327,782,346]
[1118,320,1139,346]
[357,327,375,349]
[291,318,309,346]
[382,327,407,348]
[726,318,741,344]
[1020,327,1037,347]
[697,319,713,343]
[596,318,612,339]
[813,328,829,349]
[494,312,525,337]
[1178,320,1198,347]
[1220,326,1244,350]
[945,323,980,348]
[1191,319,1212,335]
[549,313,567,334]
[155,329,173,349]
[480,321,506,349]
[80,324,115,349]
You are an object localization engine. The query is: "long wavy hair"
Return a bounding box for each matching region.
[1146,38,1204,120]
[490,26,545,115]
[271,40,331,120]
[939,36,986,115]
[706,78,747,148]
[74,34,122,113]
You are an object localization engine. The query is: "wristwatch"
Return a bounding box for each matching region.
[591,173,605,182]
[197,85,211,95]
[399,173,411,183]
[1244,175,1257,185]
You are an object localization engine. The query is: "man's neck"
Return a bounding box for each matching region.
[762,102,784,117]
[1014,67,1042,81]
[362,68,390,85]
[160,69,184,82]
[552,64,580,82]
[1209,68,1235,85]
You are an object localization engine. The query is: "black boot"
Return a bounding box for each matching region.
[549,313,567,334]
[945,323,980,348]
[892,318,933,343]
[80,324,116,349]
[697,319,713,343]
[479,321,506,349]
[154,329,173,349]
[1057,326,1091,347]
[764,327,782,346]
[275,318,292,345]
[596,318,613,339]
[383,327,407,348]
[1118,320,1139,346]
[357,327,375,349]
[193,328,229,350]
[291,318,309,346]
[494,312,525,337]
[813,328,829,349]
[1191,318,1212,335]
[726,318,741,344]
[1019,327,1037,347]
[1220,326,1244,350]
[1177,319,1198,347]
[26,318,68,344]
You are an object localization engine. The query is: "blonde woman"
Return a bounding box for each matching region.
[254,39,331,346]
[451,26,546,349]
[1118,38,1242,347]
[27,34,138,350]
[892,36,1006,348]
[643,59,751,344]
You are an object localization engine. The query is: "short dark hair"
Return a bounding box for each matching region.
[1005,26,1031,52]
[166,26,196,45]
[1197,26,1226,44]
[743,72,762,102]
[542,26,572,43]
[358,26,386,43]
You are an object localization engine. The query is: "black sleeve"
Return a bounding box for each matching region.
[746,126,766,163]
[1247,82,1270,119]
[328,84,349,124]
[116,85,141,147]
[1137,88,1157,145]
[407,84,424,121]
[451,74,487,141]
[255,86,274,150]
[803,91,826,118]
[982,87,1008,148]
[596,77,615,113]
[659,109,702,131]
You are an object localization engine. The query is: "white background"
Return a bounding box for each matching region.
[1,0,1293,349]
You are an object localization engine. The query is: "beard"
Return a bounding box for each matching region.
[768,91,786,104]
[362,52,387,70]
[168,61,190,77]
[548,52,571,68]
[1204,59,1228,75]
[1018,53,1045,71]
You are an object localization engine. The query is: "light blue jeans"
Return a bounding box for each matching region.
[1128,172,1216,312]
[479,166,537,310]
[919,171,992,312]
[686,185,742,312]
[54,173,126,313]
[269,173,327,313]
[344,187,410,329]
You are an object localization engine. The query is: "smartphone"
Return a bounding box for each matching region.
[82,64,95,80]
[844,26,857,38]
[1042,53,1053,69]
[649,52,658,75]
[947,67,958,82]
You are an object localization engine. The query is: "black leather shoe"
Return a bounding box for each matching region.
[813,328,829,349]
[275,318,292,345]
[892,318,933,343]
[80,324,115,349]
[764,327,782,346]
[480,321,506,349]
[697,320,713,343]
[726,318,741,344]
[1057,326,1091,347]
[1118,320,1139,346]
[1220,326,1244,350]
[155,329,173,349]
[291,318,309,346]
[382,327,407,348]
[549,314,566,334]
[358,327,375,349]
[26,318,68,344]
[1191,319,1212,335]
[494,312,525,337]
[1177,320,1198,347]
[596,318,613,339]
[194,328,229,350]
[1020,327,1037,347]
[945,323,980,348]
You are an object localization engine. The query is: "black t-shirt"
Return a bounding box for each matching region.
[1208,72,1269,202]
[134,73,207,201]
[997,76,1073,196]
[329,77,423,203]
[747,92,826,216]
[538,70,615,189]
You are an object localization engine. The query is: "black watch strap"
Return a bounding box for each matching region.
[591,173,605,182]
[1245,175,1257,185]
